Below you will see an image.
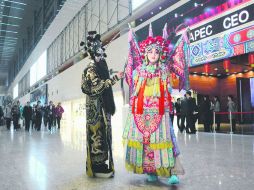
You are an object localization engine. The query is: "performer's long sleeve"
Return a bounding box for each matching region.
[81,68,120,97]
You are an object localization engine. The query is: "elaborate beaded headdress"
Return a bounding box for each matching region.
[139,23,171,64]
[80,31,107,61]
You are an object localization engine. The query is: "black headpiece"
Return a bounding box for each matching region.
[80,31,107,61]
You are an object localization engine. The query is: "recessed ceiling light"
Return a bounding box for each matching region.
[174,13,178,18]
[201,72,205,75]
[151,11,153,15]
[0,29,18,34]
[193,71,197,73]
[244,69,248,72]
[0,4,24,10]
[140,18,143,21]
[0,22,19,27]
[3,0,27,6]
[217,74,221,76]
[0,14,22,19]
[214,68,218,71]
[210,74,213,76]
[159,6,162,10]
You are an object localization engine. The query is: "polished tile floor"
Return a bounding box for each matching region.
[0,108,253,190]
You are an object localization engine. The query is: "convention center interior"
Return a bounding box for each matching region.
[0,0,253,189]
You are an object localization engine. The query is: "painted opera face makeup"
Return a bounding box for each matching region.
[147,48,160,64]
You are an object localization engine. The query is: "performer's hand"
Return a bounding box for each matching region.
[117,71,124,79]
[105,79,112,87]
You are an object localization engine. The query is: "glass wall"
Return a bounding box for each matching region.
[30,50,47,87]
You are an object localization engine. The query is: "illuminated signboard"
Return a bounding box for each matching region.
[188,2,254,66]
[188,3,254,43]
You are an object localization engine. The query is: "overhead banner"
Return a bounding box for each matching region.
[188,2,254,66]
[189,3,254,43]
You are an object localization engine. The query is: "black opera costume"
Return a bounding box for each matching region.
[81,31,121,178]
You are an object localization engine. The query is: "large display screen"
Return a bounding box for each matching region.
[30,84,48,106]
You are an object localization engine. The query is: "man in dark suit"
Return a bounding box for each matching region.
[23,101,32,131]
[185,91,197,134]
[35,101,43,131]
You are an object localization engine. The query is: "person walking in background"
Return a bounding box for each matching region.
[186,91,197,134]
[43,102,49,128]
[11,102,20,130]
[35,101,43,131]
[55,102,64,129]
[47,101,55,131]
[227,95,237,133]
[200,96,211,132]
[4,103,12,130]
[23,102,32,131]
[17,101,23,129]
[32,104,36,129]
[175,98,181,131]
[213,96,221,131]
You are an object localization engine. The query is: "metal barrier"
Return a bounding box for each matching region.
[213,111,254,134]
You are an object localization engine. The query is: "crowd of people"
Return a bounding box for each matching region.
[0,100,64,132]
[173,93,238,133]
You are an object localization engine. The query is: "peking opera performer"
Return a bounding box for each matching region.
[123,23,190,184]
[81,31,123,178]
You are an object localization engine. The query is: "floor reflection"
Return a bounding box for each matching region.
[29,156,47,190]
[0,92,253,190]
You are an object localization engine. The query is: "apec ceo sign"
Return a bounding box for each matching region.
[189,3,254,43]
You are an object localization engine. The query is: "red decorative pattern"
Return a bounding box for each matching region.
[233,44,245,56]
[229,26,254,46]
[143,145,156,173]
[134,113,162,145]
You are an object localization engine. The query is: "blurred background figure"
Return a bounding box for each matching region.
[11,102,20,131]
[213,96,221,131]
[43,102,49,128]
[23,102,32,131]
[200,96,211,132]
[55,102,64,129]
[47,101,55,131]
[4,103,12,130]
[35,101,43,131]
[227,95,237,133]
